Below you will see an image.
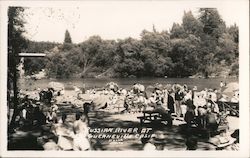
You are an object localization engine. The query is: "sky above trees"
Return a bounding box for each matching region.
[20,1,242,43]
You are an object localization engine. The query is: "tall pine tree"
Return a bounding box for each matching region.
[64,29,72,44]
[8,7,27,129]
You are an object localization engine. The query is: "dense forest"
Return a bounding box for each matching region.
[24,9,239,79]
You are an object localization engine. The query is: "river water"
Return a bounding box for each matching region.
[19,77,238,91]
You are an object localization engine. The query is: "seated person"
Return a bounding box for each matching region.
[186,136,198,150]
[154,103,172,127]
[209,129,239,151]
[73,112,91,151]
[224,129,239,151]
[142,130,167,150]
[141,137,156,150]
[205,108,219,133]
[33,106,46,126]
[47,109,58,123]
[206,96,219,113]
[184,109,196,127]
[133,94,146,112]
[52,113,73,150]
[40,134,59,150]
[147,93,157,109]
[197,106,207,129]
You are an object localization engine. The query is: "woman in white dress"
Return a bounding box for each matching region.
[52,113,74,150]
[73,112,91,151]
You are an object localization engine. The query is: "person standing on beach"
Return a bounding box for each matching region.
[47,88,54,104]
[82,84,86,94]
[219,81,225,92]
[175,88,184,118]
[167,90,175,114]
[205,108,219,136]
[220,81,224,88]
[46,102,58,123]
[83,102,91,125]
[73,85,81,98]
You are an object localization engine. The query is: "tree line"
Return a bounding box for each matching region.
[23,8,238,79]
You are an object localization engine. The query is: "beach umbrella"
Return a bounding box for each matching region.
[132,83,139,90]
[132,83,144,93]
[48,82,64,91]
[154,83,163,90]
[145,85,155,97]
[138,84,145,92]
[172,84,182,92]
[223,82,239,97]
[223,82,239,92]
[146,85,155,92]
[163,84,172,91]
[106,82,112,87]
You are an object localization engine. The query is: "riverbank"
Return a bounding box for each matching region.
[18,77,238,92]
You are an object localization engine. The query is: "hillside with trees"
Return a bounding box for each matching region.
[23,40,60,75]
[25,8,239,79]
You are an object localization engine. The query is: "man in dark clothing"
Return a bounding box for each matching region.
[39,90,45,102]
[33,106,46,126]
[153,103,173,127]
[206,108,219,133]
[46,88,53,104]
[186,136,198,150]
[83,102,91,125]
[167,93,175,114]
[184,100,196,127]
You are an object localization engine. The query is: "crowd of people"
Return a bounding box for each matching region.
[9,95,47,130]
[43,112,91,151]
[9,87,91,150]
[140,129,239,151]
[8,81,239,151]
[98,82,238,131]
[36,111,91,151]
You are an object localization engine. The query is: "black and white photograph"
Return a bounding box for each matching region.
[0,0,249,157]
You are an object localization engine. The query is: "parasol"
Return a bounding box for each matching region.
[223,82,239,98]
[163,84,172,91]
[154,83,163,90]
